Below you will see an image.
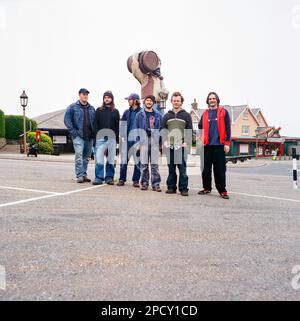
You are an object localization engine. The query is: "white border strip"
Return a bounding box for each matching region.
[1,184,299,209]
[229,191,300,204]
[186,187,300,204]
[0,184,107,208]
[0,185,61,195]
[0,194,60,208]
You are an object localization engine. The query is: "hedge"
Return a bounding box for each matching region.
[27,131,54,155]
[0,109,5,138]
[5,115,37,140]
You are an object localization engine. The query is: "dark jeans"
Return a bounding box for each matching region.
[140,139,161,188]
[166,148,189,192]
[202,145,227,193]
[119,141,141,182]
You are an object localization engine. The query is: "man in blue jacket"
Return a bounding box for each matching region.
[64,88,95,183]
[117,93,142,187]
[136,95,162,192]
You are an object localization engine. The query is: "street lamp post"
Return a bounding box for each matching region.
[20,91,28,154]
[255,129,259,159]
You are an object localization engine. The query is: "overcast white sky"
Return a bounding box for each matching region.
[0,0,299,136]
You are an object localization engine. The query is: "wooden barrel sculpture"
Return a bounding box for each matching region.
[127,55,133,73]
[127,51,160,74]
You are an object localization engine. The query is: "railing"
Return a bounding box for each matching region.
[226,155,254,164]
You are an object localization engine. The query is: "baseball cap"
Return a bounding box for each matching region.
[79,88,90,94]
[125,93,140,100]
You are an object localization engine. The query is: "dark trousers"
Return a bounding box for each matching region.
[202,145,227,193]
[140,140,161,188]
[166,148,189,192]
[119,141,141,182]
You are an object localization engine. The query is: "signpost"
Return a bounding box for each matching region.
[292,147,299,189]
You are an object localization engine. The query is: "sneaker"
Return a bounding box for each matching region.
[83,177,91,183]
[92,180,103,185]
[106,180,114,185]
[152,186,162,192]
[133,181,140,188]
[76,177,84,183]
[181,191,189,197]
[219,192,229,199]
[117,180,125,186]
[198,189,211,195]
[165,189,177,194]
[141,184,148,190]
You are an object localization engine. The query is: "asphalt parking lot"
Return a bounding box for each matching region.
[0,157,300,300]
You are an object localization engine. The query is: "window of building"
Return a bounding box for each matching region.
[239,144,249,154]
[242,125,250,135]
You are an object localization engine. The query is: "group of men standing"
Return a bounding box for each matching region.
[64,89,231,199]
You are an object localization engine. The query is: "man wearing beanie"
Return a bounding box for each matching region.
[136,95,162,191]
[93,91,120,185]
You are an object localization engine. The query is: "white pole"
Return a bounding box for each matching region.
[292,147,298,189]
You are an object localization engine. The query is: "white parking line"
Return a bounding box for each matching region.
[229,191,300,204]
[0,194,60,208]
[0,185,61,195]
[0,184,107,209]
[1,183,299,209]
[161,185,300,204]
[187,187,300,204]
[62,184,108,195]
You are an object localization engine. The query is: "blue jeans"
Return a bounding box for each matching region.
[153,103,165,117]
[119,141,141,182]
[72,136,93,179]
[95,138,116,182]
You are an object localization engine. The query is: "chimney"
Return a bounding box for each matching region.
[191,98,198,111]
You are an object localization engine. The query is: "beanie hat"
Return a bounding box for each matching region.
[103,91,114,101]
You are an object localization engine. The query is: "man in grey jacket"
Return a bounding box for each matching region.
[64,88,95,183]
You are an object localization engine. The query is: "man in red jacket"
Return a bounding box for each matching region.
[198,92,231,199]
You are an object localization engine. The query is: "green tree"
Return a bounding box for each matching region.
[0,109,5,138]
[5,115,37,140]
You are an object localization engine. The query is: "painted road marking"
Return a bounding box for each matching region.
[187,187,300,204]
[0,183,299,209]
[229,191,300,203]
[0,194,60,208]
[62,185,108,196]
[0,185,61,195]
[0,184,107,209]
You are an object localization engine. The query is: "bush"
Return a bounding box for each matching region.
[27,131,54,155]
[5,115,37,140]
[0,109,5,138]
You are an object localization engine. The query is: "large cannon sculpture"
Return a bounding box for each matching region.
[127,51,169,109]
